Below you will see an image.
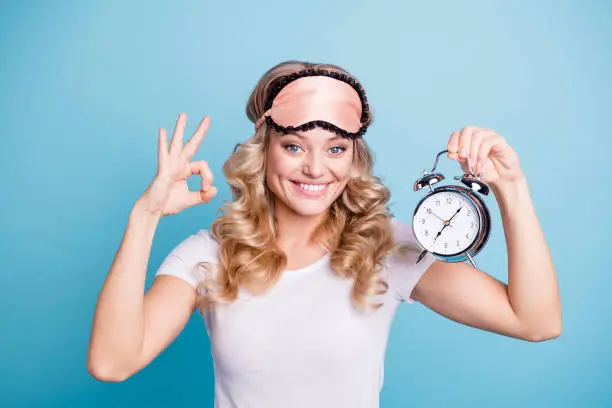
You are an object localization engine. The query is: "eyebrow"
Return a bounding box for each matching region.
[280,131,346,142]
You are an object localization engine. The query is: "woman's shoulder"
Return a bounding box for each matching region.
[389,216,418,245]
[162,228,220,267]
[383,216,436,303]
[193,228,217,243]
[154,228,219,288]
[179,228,220,262]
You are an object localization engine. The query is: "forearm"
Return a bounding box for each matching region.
[491,176,562,339]
[87,197,161,378]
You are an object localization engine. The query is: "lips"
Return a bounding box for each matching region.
[290,180,332,198]
[290,180,334,185]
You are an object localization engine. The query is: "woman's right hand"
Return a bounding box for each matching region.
[139,113,218,217]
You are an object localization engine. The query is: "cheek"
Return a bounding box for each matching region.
[331,157,354,179]
[266,147,301,186]
[266,149,293,178]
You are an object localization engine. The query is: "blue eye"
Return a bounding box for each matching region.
[283,144,347,155]
[284,144,302,153]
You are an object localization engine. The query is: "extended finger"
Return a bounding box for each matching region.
[158,127,168,167]
[170,112,187,156]
[190,160,214,190]
[182,116,211,160]
[447,130,460,159]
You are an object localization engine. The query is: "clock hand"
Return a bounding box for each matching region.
[434,206,463,244]
[448,206,462,223]
[433,220,446,243]
[433,219,452,243]
[431,210,453,227]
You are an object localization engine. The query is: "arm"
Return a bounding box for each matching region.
[87,114,215,381]
[86,198,197,382]
[412,176,562,342]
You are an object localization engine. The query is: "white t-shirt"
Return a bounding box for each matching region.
[155,217,436,408]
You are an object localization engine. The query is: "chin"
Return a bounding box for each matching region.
[288,202,331,217]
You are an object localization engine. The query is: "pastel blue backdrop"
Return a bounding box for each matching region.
[1,0,609,407]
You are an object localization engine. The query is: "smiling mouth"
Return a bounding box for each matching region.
[290,180,332,195]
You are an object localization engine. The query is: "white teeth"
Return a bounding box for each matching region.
[298,183,327,192]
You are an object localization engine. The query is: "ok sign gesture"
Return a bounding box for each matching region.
[140,113,217,217]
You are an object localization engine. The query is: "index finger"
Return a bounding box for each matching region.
[182,116,211,160]
[447,130,460,159]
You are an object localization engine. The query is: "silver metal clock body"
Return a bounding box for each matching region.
[412,184,491,266]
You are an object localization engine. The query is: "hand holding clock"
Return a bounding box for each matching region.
[446,126,525,186]
[412,126,518,263]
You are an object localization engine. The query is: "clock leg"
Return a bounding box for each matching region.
[465,251,477,268]
[416,249,428,264]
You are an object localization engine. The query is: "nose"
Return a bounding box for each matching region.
[303,151,325,178]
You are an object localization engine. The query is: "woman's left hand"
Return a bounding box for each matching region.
[447,126,526,187]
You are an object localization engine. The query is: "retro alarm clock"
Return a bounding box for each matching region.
[412,149,491,268]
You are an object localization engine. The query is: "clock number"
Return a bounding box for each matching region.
[425,230,428,236]
[420,218,425,224]
[426,208,432,214]
[456,240,460,247]
[467,209,472,216]
[446,197,452,204]
[436,200,440,206]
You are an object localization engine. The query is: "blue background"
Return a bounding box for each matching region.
[1,0,610,407]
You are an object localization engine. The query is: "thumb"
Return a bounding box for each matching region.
[188,185,218,207]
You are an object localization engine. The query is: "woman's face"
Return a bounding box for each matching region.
[265,128,357,218]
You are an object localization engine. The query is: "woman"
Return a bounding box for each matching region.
[87,60,562,407]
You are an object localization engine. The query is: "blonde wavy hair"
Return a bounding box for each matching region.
[195,60,414,312]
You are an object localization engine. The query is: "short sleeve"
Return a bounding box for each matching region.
[154,230,218,288]
[383,217,437,304]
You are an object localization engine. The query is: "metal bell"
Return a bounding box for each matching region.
[413,172,445,191]
[455,174,490,196]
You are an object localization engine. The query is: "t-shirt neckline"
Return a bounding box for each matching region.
[284,252,331,275]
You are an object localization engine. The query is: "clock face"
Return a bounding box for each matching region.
[413,190,480,256]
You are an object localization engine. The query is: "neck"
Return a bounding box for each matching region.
[273,202,329,253]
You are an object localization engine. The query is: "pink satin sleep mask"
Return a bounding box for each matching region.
[254,68,371,139]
